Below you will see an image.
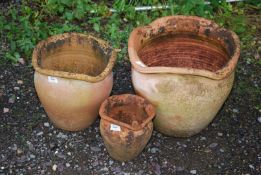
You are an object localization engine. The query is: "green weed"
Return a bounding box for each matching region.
[0,0,259,63]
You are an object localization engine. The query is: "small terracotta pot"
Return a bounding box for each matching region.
[128,16,240,137]
[99,94,155,161]
[32,33,116,131]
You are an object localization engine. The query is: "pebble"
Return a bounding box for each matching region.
[29,154,36,159]
[150,147,158,154]
[3,108,9,113]
[27,141,34,151]
[249,164,254,169]
[52,164,57,171]
[217,132,223,136]
[109,160,114,166]
[36,131,43,136]
[66,163,70,167]
[44,122,50,127]
[17,148,23,155]
[257,117,261,123]
[200,136,206,141]
[14,87,20,90]
[17,80,23,84]
[232,109,239,113]
[18,58,25,65]
[209,143,218,148]
[90,146,101,152]
[190,170,197,174]
[57,132,68,139]
[102,167,109,171]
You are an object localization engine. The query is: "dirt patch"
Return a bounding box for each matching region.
[138,34,229,72]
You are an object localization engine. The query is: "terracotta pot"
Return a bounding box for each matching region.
[32,33,116,131]
[99,94,155,161]
[128,16,240,137]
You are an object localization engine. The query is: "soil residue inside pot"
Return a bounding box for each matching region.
[108,104,149,126]
[138,34,230,72]
[40,39,109,76]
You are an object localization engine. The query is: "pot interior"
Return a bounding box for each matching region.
[38,35,112,76]
[104,95,153,128]
[138,33,230,72]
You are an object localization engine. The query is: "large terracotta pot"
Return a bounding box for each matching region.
[128,16,240,137]
[32,33,116,131]
[99,94,155,161]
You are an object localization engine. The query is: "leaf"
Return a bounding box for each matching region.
[10,41,16,51]
[58,5,64,13]
[93,23,100,32]
[14,52,20,59]
[64,11,74,21]
[60,0,71,6]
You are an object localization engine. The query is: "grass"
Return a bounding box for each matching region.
[0,0,260,63]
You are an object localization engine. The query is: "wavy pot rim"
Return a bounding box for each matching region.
[32,32,117,83]
[128,15,240,80]
[99,94,156,131]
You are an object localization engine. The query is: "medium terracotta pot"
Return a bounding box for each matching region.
[128,16,240,137]
[32,33,116,131]
[99,94,155,161]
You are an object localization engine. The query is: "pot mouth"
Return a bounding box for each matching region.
[99,94,155,131]
[32,33,117,83]
[128,16,240,80]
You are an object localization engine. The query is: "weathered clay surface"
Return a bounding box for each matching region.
[33,33,116,131]
[100,120,153,161]
[128,16,240,137]
[34,72,113,131]
[99,94,155,161]
[132,69,234,137]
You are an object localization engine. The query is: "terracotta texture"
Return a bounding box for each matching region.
[99,94,155,161]
[128,16,240,137]
[32,33,116,131]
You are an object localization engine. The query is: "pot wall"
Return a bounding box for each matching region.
[132,69,234,137]
[128,16,240,137]
[100,119,153,161]
[34,72,113,131]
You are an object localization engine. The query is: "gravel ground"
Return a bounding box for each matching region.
[0,39,260,174]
